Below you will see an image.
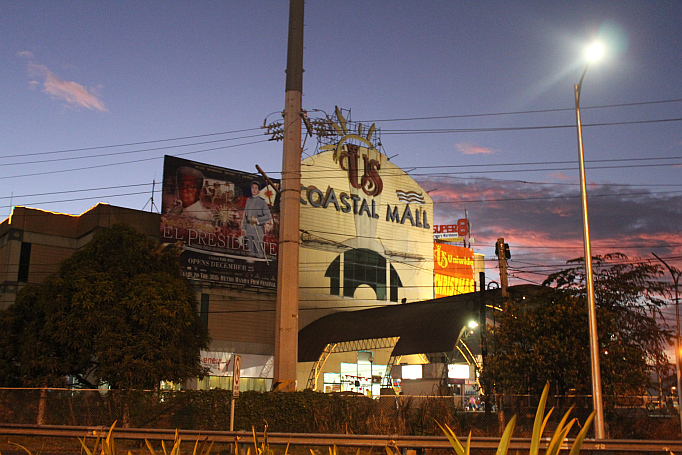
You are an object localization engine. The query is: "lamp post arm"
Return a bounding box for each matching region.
[575,63,606,439]
[576,62,591,104]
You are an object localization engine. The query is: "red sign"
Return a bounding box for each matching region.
[232,354,241,397]
[433,220,469,236]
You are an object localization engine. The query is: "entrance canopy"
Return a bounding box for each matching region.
[298,292,484,362]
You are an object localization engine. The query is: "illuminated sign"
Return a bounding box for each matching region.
[433,220,469,237]
[448,364,470,379]
[434,243,475,298]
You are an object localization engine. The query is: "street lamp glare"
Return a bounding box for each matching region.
[586,42,604,62]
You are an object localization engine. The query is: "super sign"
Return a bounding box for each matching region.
[433,220,469,237]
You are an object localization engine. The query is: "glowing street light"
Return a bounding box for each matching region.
[574,41,606,439]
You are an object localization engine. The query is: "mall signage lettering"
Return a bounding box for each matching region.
[300,184,430,230]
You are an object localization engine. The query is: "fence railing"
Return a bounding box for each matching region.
[1,424,682,455]
[0,388,679,440]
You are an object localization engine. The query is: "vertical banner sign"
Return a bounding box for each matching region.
[434,244,475,298]
[160,156,279,289]
[232,354,241,397]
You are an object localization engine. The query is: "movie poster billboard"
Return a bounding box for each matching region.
[160,156,279,289]
[434,243,475,298]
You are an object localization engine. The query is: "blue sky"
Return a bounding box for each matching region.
[1,1,681,306]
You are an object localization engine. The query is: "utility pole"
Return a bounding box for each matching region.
[478,271,490,414]
[495,238,509,298]
[273,0,304,392]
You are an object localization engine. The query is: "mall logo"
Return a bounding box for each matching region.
[320,107,384,197]
[339,143,383,197]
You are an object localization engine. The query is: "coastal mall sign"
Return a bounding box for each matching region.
[298,120,434,320]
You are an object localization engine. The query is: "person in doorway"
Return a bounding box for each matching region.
[241,181,271,258]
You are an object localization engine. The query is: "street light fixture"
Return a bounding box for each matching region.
[574,41,606,439]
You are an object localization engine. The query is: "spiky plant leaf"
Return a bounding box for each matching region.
[545,406,577,455]
[102,421,118,455]
[495,414,517,455]
[568,411,596,455]
[530,383,552,455]
[251,426,259,455]
[144,439,157,455]
[435,421,466,455]
[78,438,94,455]
[8,442,35,455]
[545,422,575,455]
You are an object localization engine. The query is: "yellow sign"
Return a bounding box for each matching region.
[434,244,475,298]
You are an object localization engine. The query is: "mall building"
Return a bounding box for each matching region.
[1,123,488,396]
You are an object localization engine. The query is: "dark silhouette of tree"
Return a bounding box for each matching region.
[481,253,672,398]
[0,224,210,389]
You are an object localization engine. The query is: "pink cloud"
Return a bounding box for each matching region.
[421,175,682,285]
[548,171,574,181]
[456,143,495,155]
[26,62,107,112]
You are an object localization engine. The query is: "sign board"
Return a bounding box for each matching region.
[433,221,469,241]
[160,156,279,290]
[434,243,475,298]
[232,354,241,397]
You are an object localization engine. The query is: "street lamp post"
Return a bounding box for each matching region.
[574,42,606,439]
[653,253,682,437]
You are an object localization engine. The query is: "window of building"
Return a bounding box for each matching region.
[18,242,31,283]
[200,293,209,327]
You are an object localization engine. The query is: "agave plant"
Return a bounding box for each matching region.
[437,382,595,455]
[78,421,214,455]
[250,423,287,455]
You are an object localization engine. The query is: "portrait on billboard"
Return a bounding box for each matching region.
[160,156,279,289]
[242,181,273,259]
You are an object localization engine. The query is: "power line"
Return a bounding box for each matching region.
[3,133,266,167]
[0,139,270,181]
[356,98,682,123]
[0,127,264,160]
[380,117,682,135]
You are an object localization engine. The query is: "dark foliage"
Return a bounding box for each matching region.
[0,224,210,389]
[481,253,672,398]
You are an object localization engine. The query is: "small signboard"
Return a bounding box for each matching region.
[232,354,241,397]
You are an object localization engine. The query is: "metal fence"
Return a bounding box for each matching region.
[0,388,679,440]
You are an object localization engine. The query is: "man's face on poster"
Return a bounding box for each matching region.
[179,175,201,208]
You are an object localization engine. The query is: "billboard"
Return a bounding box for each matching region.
[160,156,279,289]
[200,351,273,378]
[434,243,475,298]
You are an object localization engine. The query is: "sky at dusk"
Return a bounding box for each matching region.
[1,1,681,324]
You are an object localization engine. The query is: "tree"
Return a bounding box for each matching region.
[0,224,210,389]
[481,253,672,398]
